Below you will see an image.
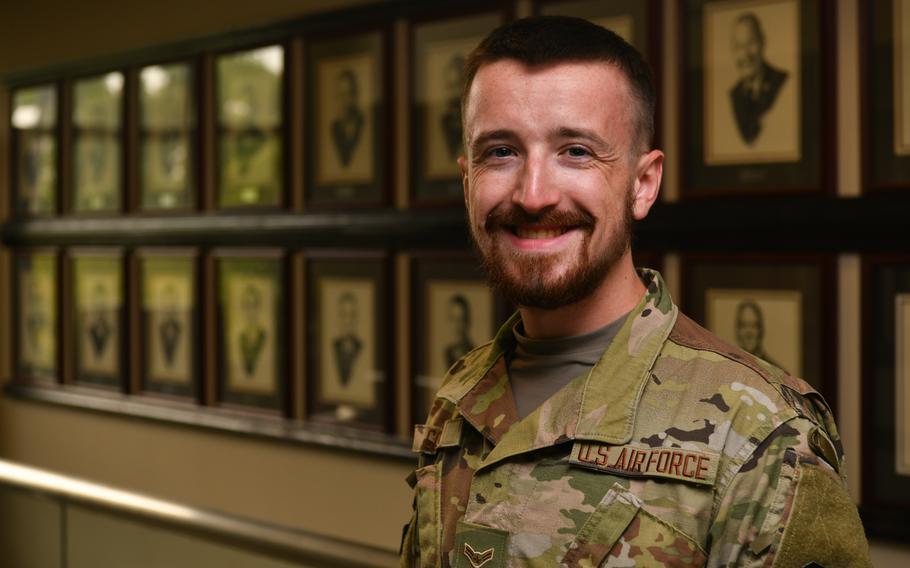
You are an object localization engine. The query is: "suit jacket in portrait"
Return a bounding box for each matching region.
[333,334,363,387]
[729,62,788,145]
[331,110,365,167]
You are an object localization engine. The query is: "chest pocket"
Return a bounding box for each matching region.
[409,419,469,567]
[563,483,707,568]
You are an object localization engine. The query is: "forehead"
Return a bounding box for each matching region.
[732,19,760,42]
[464,59,636,142]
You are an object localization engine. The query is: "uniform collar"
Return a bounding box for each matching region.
[438,269,678,470]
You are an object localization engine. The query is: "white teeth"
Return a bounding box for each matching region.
[515,227,565,239]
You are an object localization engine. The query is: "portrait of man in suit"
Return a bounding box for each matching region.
[734,299,783,369]
[88,281,112,361]
[332,291,363,388]
[156,283,183,369]
[728,12,788,145]
[330,69,365,168]
[444,294,474,368]
[238,284,267,378]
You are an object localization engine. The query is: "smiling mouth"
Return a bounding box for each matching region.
[508,225,575,239]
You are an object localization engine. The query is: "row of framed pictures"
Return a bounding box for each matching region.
[12,247,509,431]
[9,0,910,218]
[8,5,508,217]
[11,248,910,514]
[3,248,868,428]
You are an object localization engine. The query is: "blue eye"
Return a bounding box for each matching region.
[490,147,513,158]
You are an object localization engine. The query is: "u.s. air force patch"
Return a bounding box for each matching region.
[569,441,719,486]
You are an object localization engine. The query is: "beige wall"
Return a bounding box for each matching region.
[0,397,413,550]
[0,0,380,76]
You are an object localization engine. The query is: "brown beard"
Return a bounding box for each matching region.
[470,191,634,310]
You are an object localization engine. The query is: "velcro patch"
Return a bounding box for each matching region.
[569,442,719,486]
[439,419,463,448]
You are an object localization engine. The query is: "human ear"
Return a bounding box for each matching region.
[631,149,663,221]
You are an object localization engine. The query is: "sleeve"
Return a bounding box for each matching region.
[706,417,872,568]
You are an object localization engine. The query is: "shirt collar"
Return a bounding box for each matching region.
[438,269,678,469]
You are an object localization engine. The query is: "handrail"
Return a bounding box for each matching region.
[0,459,399,568]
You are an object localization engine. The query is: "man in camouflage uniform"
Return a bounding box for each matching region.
[401,16,870,567]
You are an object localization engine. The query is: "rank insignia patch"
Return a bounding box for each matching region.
[454,520,507,568]
[463,543,494,568]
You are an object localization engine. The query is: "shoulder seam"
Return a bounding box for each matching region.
[667,314,794,404]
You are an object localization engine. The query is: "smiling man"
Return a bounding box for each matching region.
[401,17,869,568]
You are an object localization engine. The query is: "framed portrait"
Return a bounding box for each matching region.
[411,255,507,422]
[681,0,832,196]
[681,254,835,400]
[216,45,285,209]
[410,10,505,205]
[14,250,58,382]
[306,254,390,430]
[306,29,388,207]
[138,250,198,398]
[862,0,910,191]
[71,251,124,388]
[11,84,58,216]
[860,256,910,537]
[71,72,124,213]
[217,253,286,411]
[139,62,196,211]
[705,288,803,375]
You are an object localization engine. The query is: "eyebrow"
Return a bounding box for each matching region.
[469,129,516,157]
[555,127,614,153]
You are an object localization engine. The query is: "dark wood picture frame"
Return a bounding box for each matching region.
[69,247,127,390]
[860,254,910,540]
[407,5,509,207]
[680,253,837,404]
[680,0,836,197]
[214,43,289,211]
[305,250,392,431]
[135,59,200,213]
[409,252,508,424]
[134,247,201,401]
[12,248,61,384]
[214,249,288,414]
[304,26,392,209]
[9,83,60,218]
[69,70,127,215]
[861,0,910,193]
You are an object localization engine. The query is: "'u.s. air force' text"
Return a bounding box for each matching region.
[569,442,719,486]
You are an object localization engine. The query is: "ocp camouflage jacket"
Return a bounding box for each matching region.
[400,270,871,567]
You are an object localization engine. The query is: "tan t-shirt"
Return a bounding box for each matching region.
[509,312,629,419]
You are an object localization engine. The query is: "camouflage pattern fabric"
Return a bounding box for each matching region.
[400,269,871,567]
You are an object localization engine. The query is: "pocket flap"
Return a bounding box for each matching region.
[562,483,640,566]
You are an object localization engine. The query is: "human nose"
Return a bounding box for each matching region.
[511,151,560,213]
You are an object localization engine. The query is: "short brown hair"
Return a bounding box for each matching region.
[462,16,656,151]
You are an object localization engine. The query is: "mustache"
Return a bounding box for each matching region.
[483,206,597,233]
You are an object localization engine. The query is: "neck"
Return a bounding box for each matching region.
[518,252,645,340]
